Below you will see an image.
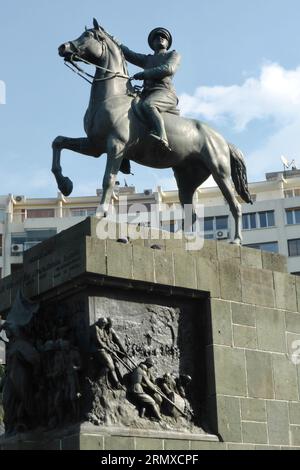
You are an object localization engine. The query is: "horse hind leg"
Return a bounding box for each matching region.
[213,172,242,244]
[52,136,102,196]
[173,164,210,232]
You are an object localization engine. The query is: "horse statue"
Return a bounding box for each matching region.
[52,18,252,244]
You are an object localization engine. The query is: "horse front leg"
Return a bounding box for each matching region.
[52,136,102,196]
[97,138,124,217]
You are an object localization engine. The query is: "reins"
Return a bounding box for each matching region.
[64,53,131,85]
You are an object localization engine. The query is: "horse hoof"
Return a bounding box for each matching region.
[59,177,73,196]
[231,239,241,245]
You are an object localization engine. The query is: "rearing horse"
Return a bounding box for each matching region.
[52,19,252,243]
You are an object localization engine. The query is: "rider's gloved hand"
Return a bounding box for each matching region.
[133,72,145,81]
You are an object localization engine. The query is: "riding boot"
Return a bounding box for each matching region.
[143,105,171,151]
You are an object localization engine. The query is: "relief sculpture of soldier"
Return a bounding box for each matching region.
[119,27,180,152]
[127,357,162,421]
[90,317,123,389]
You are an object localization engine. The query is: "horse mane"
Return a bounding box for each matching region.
[98,26,129,78]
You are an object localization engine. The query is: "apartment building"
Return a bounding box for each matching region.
[0,168,299,279]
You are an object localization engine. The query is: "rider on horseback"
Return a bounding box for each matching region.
[120,28,181,152]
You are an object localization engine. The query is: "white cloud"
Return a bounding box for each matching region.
[180,62,300,131]
[179,62,300,180]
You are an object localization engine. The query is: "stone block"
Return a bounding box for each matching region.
[273,354,299,401]
[106,240,133,279]
[289,403,300,425]
[286,312,300,334]
[104,436,135,450]
[217,242,241,262]
[227,443,256,450]
[231,303,256,327]
[209,299,233,346]
[255,445,280,450]
[85,236,106,275]
[241,246,263,269]
[233,325,257,349]
[219,260,242,302]
[286,332,300,362]
[50,237,86,291]
[212,346,247,396]
[135,438,164,450]
[190,441,226,450]
[261,251,287,273]
[291,426,300,447]
[215,395,242,443]
[266,401,289,446]
[274,272,297,312]
[246,350,274,399]
[198,239,217,260]
[290,426,300,447]
[241,267,275,308]
[173,252,197,289]
[132,245,155,283]
[165,238,185,252]
[256,307,286,353]
[242,422,268,445]
[154,251,175,286]
[196,256,220,298]
[240,398,266,422]
[23,259,39,299]
[164,439,190,450]
[62,434,80,450]
[296,277,300,313]
[80,434,104,450]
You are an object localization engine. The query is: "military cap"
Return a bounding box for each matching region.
[148,27,172,50]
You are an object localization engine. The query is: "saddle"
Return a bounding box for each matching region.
[119,97,180,175]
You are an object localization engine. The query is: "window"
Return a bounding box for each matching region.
[242,211,275,230]
[11,229,57,254]
[286,208,300,225]
[216,216,228,230]
[242,213,257,230]
[204,216,228,232]
[25,229,57,242]
[245,242,278,253]
[259,211,275,228]
[288,239,300,257]
[71,207,97,217]
[284,188,300,198]
[204,217,213,232]
[27,209,55,218]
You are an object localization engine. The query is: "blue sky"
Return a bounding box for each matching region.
[1,0,300,197]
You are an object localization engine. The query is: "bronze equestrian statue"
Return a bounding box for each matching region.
[52,19,252,244]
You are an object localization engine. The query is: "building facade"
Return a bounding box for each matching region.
[0,169,299,280]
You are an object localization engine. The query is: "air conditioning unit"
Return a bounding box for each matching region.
[216,230,229,240]
[15,195,25,203]
[11,244,24,254]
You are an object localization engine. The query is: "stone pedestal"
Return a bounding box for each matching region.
[0,217,300,450]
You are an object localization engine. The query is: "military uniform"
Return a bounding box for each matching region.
[120,28,181,150]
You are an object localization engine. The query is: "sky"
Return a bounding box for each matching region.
[1,0,300,197]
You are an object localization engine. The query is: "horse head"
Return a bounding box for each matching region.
[58,18,128,80]
[58,18,107,65]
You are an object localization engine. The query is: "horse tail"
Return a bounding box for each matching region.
[229,143,253,205]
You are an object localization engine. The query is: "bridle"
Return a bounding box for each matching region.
[63,33,131,85]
